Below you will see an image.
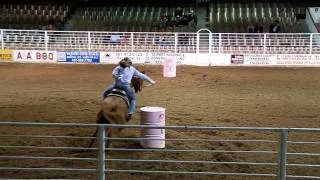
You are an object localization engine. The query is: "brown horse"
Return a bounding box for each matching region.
[88,75,144,148]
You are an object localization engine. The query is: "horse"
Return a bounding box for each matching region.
[88,73,145,148]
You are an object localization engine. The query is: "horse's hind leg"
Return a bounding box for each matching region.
[88,127,111,149]
[106,128,112,149]
[89,110,104,148]
[88,128,98,148]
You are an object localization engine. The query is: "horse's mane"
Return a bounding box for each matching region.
[131,71,145,93]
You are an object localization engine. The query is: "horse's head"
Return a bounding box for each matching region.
[131,71,145,93]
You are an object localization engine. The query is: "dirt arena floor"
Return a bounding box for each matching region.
[0,62,319,179]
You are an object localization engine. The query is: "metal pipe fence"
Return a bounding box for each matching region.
[0,122,319,179]
[0,29,320,54]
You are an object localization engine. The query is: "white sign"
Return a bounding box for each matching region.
[100,52,186,65]
[275,54,320,66]
[100,52,145,64]
[13,50,57,62]
[244,54,275,65]
[242,54,320,66]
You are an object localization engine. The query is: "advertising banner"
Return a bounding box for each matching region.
[0,49,13,61]
[58,51,100,63]
[100,52,185,65]
[13,50,57,62]
[243,54,275,65]
[231,54,244,64]
[243,54,320,66]
[100,52,145,64]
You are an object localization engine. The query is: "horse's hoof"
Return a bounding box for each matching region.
[126,114,132,121]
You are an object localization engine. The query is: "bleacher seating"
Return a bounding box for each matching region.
[209,2,307,33]
[0,3,70,30]
[0,1,316,33]
[70,5,196,32]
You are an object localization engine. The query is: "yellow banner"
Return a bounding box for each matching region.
[0,49,13,61]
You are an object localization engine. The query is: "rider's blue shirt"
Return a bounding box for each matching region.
[112,66,152,85]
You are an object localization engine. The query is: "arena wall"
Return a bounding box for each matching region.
[0,29,320,66]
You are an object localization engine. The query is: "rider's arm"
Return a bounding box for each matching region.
[133,69,155,84]
[112,66,121,80]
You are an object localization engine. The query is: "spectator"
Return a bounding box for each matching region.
[159,15,169,28]
[269,20,281,33]
[254,24,259,33]
[175,6,183,18]
[103,35,111,44]
[120,36,129,44]
[188,9,197,26]
[253,24,264,33]
[259,26,264,33]
[179,34,188,45]
[110,34,121,44]
[54,15,64,31]
[47,17,56,31]
[247,25,254,33]
[47,24,54,31]
[155,36,167,46]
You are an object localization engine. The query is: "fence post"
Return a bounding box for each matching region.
[88,32,91,51]
[44,31,48,51]
[309,33,313,54]
[131,32,134,52]
[209,32,212,66]
[174,33,178,53]
[278,129,287,180]
[1,29,3,50]
[263,33,267,54]
[98,126,106,180]
[196,32,199,53]
[209,32,212,54]
[218,33,221,54]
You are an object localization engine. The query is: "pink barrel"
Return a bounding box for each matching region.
[163,53,176,78]
[140,106,165,148]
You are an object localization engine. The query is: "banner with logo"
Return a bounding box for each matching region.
[274,54,320,66]
[243,54,274,65]
[0,49,13,61]
[242,54,320,66]
[13,50,57,62]
[58,51,100,63]
[100,52,186,65]
[231,54,244,64]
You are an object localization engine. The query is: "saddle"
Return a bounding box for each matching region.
[105,89,130,108]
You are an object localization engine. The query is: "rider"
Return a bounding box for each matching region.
[103,57,156,120]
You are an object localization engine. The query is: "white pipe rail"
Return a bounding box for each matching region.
[0,29,319,55]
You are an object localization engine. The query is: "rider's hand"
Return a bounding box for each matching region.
[150,80,156,85]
